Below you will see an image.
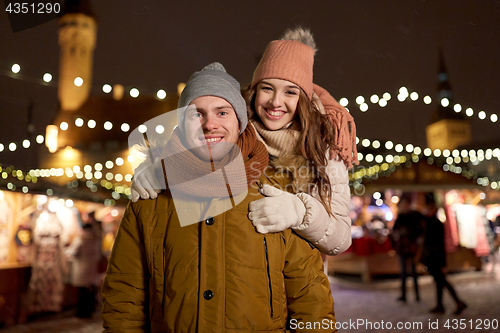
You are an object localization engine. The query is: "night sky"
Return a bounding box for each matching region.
[1,0,500,169]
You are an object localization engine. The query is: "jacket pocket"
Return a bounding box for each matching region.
[263,237,273,318]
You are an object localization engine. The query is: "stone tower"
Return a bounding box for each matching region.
[426,50,471,151]
[57,0,97,111]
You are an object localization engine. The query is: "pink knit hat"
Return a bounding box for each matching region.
[252,27,316,99]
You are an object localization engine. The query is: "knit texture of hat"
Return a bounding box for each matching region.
[252,27,316,99]
[178,62,247,134]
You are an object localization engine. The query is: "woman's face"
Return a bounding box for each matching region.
[254,79,300,131]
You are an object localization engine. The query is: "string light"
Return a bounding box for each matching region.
[102,84,112,93]
[2,64,499,193]
[43,73,52,82]
[356,96,365,104]
[11,64,21,73]
[121,123,130,132]
[157,89,166,99]
[74,77,83,87]
[130,88,139,98]
[155,125,165,134]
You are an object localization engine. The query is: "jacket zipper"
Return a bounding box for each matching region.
[264,237,273,318]
[163,238,165,269]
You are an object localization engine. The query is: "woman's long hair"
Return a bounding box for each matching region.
[242,84,338,216]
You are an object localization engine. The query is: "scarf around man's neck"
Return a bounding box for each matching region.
[161,125,269,198]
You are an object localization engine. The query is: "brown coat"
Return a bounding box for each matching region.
[101,168,336,332]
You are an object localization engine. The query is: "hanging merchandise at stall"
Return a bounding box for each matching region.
[444,190,491,257]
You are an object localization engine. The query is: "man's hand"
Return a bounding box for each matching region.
[131,161,164,202]
[248,184,306,234]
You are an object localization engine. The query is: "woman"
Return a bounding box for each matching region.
[132,27,357,256]
[244,27,357,255]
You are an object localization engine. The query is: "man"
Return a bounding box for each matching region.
[101,63,336,332]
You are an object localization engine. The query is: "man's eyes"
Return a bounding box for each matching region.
[189,112,202,118]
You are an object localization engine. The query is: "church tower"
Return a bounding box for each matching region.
[426,50,471,151]
[57,0,97,111]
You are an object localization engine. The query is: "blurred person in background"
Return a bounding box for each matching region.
[421,197,467,314]
[66,223,102,318]
[390,194,424,303]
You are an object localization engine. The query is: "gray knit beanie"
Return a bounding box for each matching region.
[177,62,247,134]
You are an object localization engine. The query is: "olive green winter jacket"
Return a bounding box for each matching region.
[101,168,336,332]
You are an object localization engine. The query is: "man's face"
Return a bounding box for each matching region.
[183,96,240,161]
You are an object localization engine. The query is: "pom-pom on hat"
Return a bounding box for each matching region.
[178,62,248,134]
[251,27,316,99]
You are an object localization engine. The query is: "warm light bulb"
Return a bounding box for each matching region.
[130,88,139,98]
[157,89,167,99]
[43,73,52,82]
[74,77,83,87]
[121,123,130,132]
[12,64,21,73]
[103,84,112,93]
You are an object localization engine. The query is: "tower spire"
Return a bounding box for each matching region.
[425,49,471,150]
[57,0,97,111]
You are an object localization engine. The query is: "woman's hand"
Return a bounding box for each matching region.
[130,161,164,202]
[248,184,306,233]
